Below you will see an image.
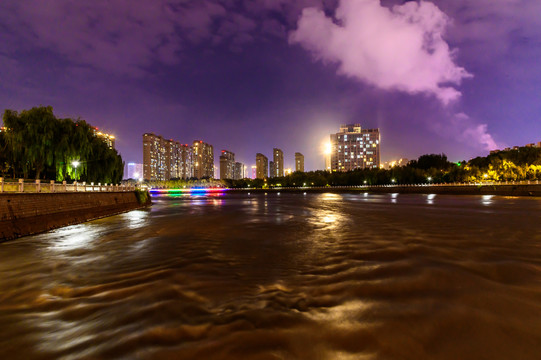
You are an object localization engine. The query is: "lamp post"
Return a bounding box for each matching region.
[427,176,432,185]
[72,161,80,181]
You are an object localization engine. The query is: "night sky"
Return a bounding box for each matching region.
[1,0,540,171]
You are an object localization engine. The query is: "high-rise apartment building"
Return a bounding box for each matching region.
[329,124,380,171]
[273,148,284,177]
[234,162,245,180]
[143,133,194,180]
[269,161,276,178]
[219,150,235,180]
[193,140,214,179]
[143,133,168,181]
[295,152,304,172]
[256,153,268,179]
[179,144,194,179]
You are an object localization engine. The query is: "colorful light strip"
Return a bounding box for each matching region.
[149,187,228,194]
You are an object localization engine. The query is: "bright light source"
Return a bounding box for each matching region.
[483,174,488,178]
[391,179,396,183]
[134,172,140,178]
[427,177,432,181]
[323,142,332,155]
[72,161,80,168]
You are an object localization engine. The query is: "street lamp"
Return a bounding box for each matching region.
[391,179,396,184]
[427,176,432,183]
[72,160,80,181]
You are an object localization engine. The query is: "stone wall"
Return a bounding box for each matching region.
[0,192,150,241]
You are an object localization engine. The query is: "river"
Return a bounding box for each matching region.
[1,192,540,359]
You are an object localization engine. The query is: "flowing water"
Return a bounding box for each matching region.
[1,192,541,359]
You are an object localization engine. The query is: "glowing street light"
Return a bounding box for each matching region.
[391,179,396,184]
[427,176,432,182]
[72,160,80,180]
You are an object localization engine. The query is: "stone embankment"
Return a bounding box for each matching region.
[0,191,151,241]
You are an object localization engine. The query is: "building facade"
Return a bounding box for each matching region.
[143,133,168,181]
[269,161,276,178]
[234,162,245,180]
[193,140,214,179]
[219,150,235,180]
[143,133,194,181]
[256,153,268,179]
[273,148,284,177]
[179,144,194,179]
[295,152,304,172]
[329,124,380,171]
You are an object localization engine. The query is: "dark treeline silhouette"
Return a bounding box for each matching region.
[0,106,123,183]
[223,150,541,188]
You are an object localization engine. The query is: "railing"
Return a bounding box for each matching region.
[0,177,138,193]
[228,180,541,191]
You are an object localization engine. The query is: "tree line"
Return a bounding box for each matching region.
[0,106,123,184]
[222,150,541,188]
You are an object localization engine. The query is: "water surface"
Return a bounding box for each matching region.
[1,192,540,359]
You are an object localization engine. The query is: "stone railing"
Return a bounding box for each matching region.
[0,178,137,193]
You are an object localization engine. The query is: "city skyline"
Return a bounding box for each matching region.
[2,1,540,171]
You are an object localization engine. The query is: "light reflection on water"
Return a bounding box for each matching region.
[0,193,541,359]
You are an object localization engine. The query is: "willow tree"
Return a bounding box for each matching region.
[2,106,123,183]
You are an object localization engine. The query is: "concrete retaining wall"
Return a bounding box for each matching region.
[0,192,150,241]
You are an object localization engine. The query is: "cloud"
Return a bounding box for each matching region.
[428,112,499,151]
[451,113,499,151]
[289,0,472,105]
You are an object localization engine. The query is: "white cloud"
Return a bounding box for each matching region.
[289,0,472,105]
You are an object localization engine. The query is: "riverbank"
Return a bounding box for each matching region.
[0,191,151,241]
[227,183,541,197]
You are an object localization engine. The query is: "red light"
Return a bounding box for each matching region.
[200,141,202,143]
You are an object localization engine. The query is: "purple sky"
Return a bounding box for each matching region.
[1,0,540,171]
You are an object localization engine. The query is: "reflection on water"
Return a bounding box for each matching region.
[1,193,541,359]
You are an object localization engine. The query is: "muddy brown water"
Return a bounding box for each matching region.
[1,192,540,359]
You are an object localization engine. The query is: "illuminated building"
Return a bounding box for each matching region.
[256,153,268,179]
[93,127,116,149]
[219,150,235,180]
[273,148,284,177]
[143,133,194,181]
[251,165,256,179]
[179,144,194,179]
[295,152,304,172]
[330,124,380,171]
[380,158,408,169]
[269,161,276,178]
[193,140,214,179]
[143,133,168,181]
[234,162,245,180]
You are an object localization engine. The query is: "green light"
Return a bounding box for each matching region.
[456,162,461,166]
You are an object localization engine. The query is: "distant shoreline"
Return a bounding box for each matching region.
[225,184,541,197]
